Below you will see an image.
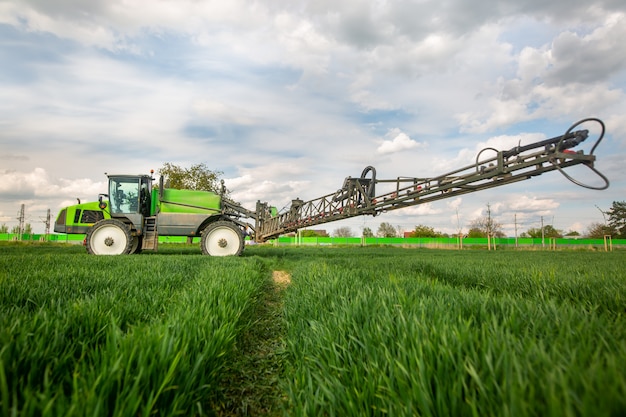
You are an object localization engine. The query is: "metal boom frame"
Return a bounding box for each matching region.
[253,118,609,242]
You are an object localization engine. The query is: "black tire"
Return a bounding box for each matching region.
[86,219,133,255]
[130,236,143,254]
[201,221,244,256]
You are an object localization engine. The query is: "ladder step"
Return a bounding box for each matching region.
[142,217,158,251]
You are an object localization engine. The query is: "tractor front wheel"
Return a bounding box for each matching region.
[86,219,133,255]
[201,221,244,256]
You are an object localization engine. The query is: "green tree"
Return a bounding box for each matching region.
[333,227,353,237]
[376,222,397,238]
[362,227,374,238]
[158,162,223,192]
[0,224,7,233]
[300,229,328,237]
[466,227,486,238]
[407,224,441,238]
[543,225,562,238]
[607,201,626,238]
[526,225,562,238]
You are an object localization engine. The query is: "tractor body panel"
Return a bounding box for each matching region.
[156,213,216,236]
[158,188,221,214]
[54,201,110,234]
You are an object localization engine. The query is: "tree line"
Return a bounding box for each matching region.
[0,223,33,235]
[328,201,626,239]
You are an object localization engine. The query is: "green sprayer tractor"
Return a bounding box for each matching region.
[54,118,609,256]
[54,173,260,256]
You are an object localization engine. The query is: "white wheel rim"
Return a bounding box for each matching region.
[205,226,240,256]
[90,225,128,255]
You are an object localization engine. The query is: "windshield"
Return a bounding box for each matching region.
[109,177,140,214]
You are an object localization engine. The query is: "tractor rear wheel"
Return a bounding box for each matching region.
[201,221,244,256]
[86,219,133,255]
[130,236,143,254]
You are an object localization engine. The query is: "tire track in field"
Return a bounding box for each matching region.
[215,270,290,416]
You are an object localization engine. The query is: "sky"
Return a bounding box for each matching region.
[1,0,625,237]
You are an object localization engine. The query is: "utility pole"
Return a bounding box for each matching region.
[486,203,492,235]
[595,205,607,223]
[486,203,492,250]
[595,204,608,233]
[514,213,518,248]
[541,216,546,248]
[456,208,463,250]
[41,209,51,238]
[17,204,25,240]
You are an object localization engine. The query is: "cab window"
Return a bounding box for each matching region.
[109,178,140,214]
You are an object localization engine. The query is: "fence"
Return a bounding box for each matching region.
[277,235,626,250]
[1,233,623,251]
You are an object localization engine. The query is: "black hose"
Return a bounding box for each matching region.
[360,166,376,198]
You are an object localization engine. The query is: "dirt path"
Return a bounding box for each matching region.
[272,270,291,287]
[215,271,291,416]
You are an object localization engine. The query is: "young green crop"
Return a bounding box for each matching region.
[280,247,626,416]
[2,244,625,416]
[0,244,266,416]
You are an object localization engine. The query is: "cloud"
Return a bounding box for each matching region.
[546,13,626,85]
[0,153,29,161]
[0,168,104,201]
[386,203,443,217]
[457,13,626,133]
[506,195,560,213]
[377,129,424,155]
[0,0,624,237]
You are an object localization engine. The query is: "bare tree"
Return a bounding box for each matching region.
[585,222,613,239]
[333,226,353,237]
[377,222,397,238]
[468,203,504,237]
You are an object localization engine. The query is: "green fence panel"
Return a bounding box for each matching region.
[1,234,623,249]
[273,236,626,248]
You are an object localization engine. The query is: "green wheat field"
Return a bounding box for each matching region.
[1,242,625,416]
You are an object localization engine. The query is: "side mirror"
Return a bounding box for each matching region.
[98,194,108,210]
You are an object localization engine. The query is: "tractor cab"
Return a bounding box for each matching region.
[105,174,153,217]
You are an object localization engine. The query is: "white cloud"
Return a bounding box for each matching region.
[0,168,105,199]
[447,198,463,211]
[0,0,624,236]
[458,13,626,133]
[506,195,560,212]
[377,129,424,155]
[386,203,442,217]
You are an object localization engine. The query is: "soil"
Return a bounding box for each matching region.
[272,270,291,287]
